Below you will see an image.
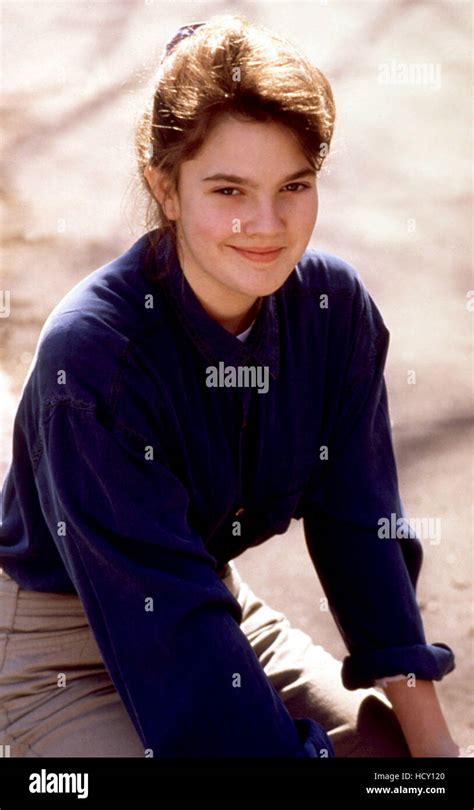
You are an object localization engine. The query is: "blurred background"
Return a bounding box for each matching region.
[1,0,472,750]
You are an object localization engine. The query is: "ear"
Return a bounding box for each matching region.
[144,165,179,220]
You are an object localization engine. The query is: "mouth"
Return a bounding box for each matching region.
[227,245,284,264]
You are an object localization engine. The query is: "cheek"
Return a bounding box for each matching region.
[190,202,235,241]
[294,193,318,231]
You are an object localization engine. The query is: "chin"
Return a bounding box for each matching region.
[239,273,293,297]
[228,277,276,297]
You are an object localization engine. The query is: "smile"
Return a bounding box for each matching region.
[227,246,284,263]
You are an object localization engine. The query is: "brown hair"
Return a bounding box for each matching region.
[135,14,335,251]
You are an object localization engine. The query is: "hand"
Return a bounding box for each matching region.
[411,739,459,758]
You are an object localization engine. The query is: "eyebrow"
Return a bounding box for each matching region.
[201,168,316,187]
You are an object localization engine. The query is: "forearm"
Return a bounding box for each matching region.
[383,678,459,757]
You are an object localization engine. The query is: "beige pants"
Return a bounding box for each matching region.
[0,563,410,758]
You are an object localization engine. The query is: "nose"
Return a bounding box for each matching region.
[243,197,285,238]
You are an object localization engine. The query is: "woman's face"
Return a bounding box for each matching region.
[150,114,318,318]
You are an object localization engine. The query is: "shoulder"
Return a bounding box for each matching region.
[285,247,366,302]
[279,247,389,349]
[26,233,165,410]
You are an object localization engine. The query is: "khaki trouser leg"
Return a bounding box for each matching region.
[0,564,410,757]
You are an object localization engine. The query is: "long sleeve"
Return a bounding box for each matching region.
[37,398,333,757]
[302,279,455,690]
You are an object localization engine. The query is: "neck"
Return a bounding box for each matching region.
[190,287,261,335]
[219,301,261,335]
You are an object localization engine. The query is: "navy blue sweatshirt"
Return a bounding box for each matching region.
[0,229,455,756]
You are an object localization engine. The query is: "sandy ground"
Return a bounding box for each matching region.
[1,0,472,751]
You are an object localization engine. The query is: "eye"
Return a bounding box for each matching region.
[213,187,241,196]
[282,182,311,192]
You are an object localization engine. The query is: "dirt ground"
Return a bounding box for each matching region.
[1,1,472,752]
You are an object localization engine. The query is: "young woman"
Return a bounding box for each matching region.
[0,15,458,758]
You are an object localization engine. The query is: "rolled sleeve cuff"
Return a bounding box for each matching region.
[374,673,406,688]
[341,642,455,690]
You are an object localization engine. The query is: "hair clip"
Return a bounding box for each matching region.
[162,22,206,59]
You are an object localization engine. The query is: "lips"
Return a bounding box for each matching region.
[227,245,284,263]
